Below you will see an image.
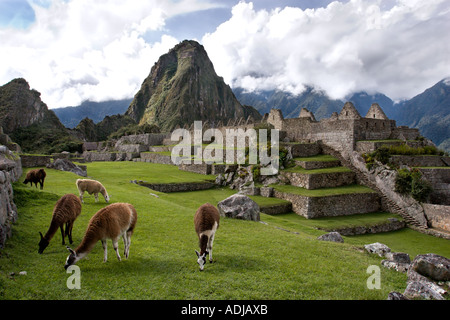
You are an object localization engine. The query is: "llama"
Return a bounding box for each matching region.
[194,203,220,271]
[76,179,109,203]
[38,194,82,254]
[23,168,46,190]
[64,202,137,269]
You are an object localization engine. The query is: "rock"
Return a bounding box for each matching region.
[317,232,344,243]
[387,291,409,300]
[260,186,274,197]
[411,253,450,282]
[385,252,411,264]
[47,159,87,177]
[217,194,260,221]
[364,242,391,257]
[403,281,445,300]
[381,260,410,273]
[407,269,447,296]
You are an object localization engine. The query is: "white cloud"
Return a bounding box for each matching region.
[0,0,220,108]
[202,0,450,100]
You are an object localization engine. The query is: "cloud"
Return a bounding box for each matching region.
[202,0,450,101]
[0,0,221,108]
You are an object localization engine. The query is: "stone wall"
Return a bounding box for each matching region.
[273,189,380,219]
[20,154,52,167]
[419,168,450,205]
[282,170,356,189]
[422,204,450,232]
[0,146,22,248]
[389,155,450,167]
[132,180,214,193]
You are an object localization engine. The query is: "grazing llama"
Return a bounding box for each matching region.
[64,202,137,269]
[23,168,46,190]
[38,194,82,254]
[76,179,110,203]
[194,203,220,271]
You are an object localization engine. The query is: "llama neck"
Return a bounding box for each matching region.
[44,220,60,241]
[75,229,99,255]
[199,234,209,255]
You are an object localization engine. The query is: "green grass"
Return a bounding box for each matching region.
[293,155,339,162]
[283,166,352,174]
[271,184,376,197]
[1,162,448,300]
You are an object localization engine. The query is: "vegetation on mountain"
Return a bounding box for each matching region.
[0,78,82,154]
[125,40,261,132]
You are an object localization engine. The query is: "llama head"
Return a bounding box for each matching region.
[195,250,207,271]
[103,192,110,203]
[38,232,49,254]
[64,246,79,269]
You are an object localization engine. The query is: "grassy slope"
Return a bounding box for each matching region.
[1,162,448,300]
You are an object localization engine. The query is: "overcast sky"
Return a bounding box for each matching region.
[0,0,449,108]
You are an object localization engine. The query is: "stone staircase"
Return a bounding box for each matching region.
[319,143,427,229]
[263,142,384,219]
[258,142,406,234]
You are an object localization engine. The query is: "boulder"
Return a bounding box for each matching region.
[403,281,445,300]
[364,242,391,257]
[387,292,409,300]
[217,194,260,221]
[47,159,87,177]
[382,252,411,272]
[411,253,450,282]
[317,232,344,243]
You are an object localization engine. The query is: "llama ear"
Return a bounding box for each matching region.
[39,231,43,239]
[66,246,76,255]
[195,250,200,257]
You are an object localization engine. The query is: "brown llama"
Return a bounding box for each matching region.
[194,203,220,271]
[76,179,110,203]
[64,202,137,269]
[38,194,82,254]
[23,168,46,190]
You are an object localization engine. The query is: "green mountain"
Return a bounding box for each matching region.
[0,78,82,153]
[125,40,261,131]
[395,78,450,152]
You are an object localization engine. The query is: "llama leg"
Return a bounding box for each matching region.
[94,193,99,202]
[101,240,108,262]
[208,233,215,263]
[122,234,129,258]
[113,238,121,261]
[125,232,132,258]
[60,226,66,245]
[79,192,84,203]
[67,222,74,244]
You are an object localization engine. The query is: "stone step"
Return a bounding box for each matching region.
[293,155,341,170]
[272,184,381,219]
[259,202,293,215]
[281,166,356,189]
[282,142,321,158]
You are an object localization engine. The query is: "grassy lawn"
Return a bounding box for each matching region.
[0,162,448,300]
[293,155,339,162]
[283,166,352,174]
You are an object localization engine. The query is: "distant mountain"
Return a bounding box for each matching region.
[346,91,397,119]
[395,78,450,151]
[234,80,450,152]
[0,78,82,153]
[125,40,261,132]
[53,99,132,128]
[233,86,343,120]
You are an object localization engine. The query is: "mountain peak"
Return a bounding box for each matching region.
[125,40,260,132]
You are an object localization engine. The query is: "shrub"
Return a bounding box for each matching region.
[394,168,432,202]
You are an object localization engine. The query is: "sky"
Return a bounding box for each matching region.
[0,0,449,109]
